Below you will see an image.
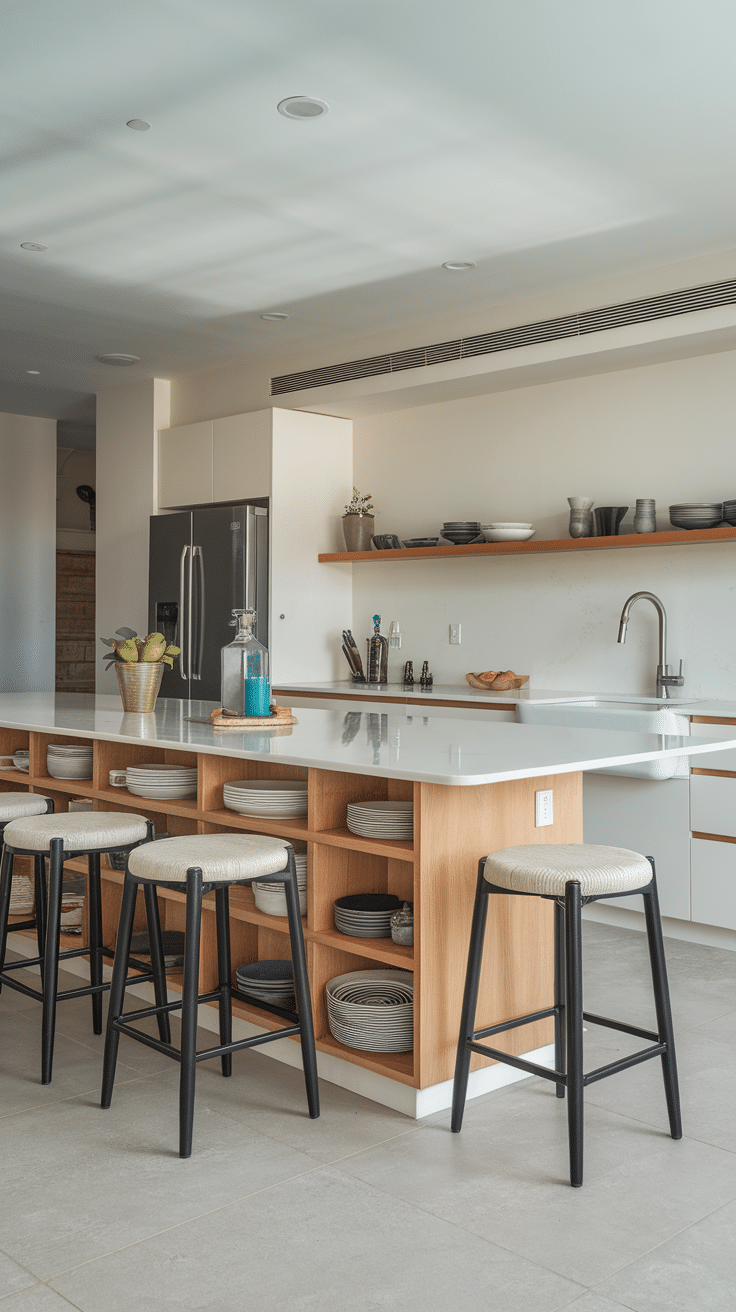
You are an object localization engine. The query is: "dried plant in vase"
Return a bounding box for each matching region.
[342,487,375,552]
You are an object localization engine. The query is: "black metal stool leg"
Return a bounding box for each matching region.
[284,852,319,1119]
[101,874,138,1108]
[143,883,171,1044]
[88,853,104,1034]
[452,861,490,1133]
[41,838,64,1085]
[34,855,47,960]
[642,861,682,1140]
[565,880,584,1187]
[215,886,233,1078]
[179,868,203,1158]
[554,899,566,1099]
[0,847,14,993]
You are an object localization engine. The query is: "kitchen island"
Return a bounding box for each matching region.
[2,692,734,1116]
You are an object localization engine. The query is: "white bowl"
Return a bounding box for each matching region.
[480,522,533,529]
[482,527,536,542]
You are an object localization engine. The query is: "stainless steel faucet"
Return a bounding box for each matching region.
[617,591,684,699]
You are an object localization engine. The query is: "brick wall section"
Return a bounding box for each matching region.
[56,551,95,693]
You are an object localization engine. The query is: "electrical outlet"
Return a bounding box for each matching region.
[449,623,461,645]
[535,789,554,827]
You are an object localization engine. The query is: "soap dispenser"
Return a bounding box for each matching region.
[221,608,271,717]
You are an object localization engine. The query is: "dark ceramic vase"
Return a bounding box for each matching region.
[593,506,628,537]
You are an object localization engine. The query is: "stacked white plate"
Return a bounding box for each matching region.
[253,849,308,916]
[125,762,198,799]
[47,744,93,779]
[326,969,414,1053]
[347,800,413,840]
[334,893,401,938]
[223,778,308,818]
[235,959,295,1006]
[13,749,29,773]
[481,522,535,542]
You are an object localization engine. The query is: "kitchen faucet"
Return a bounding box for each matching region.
[617,591,684,699]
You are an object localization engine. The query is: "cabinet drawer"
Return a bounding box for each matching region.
[690,773,736,838]
[689,720,736,772]
[691,836,736,930]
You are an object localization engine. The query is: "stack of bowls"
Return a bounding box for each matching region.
[223,778,308,818]
[481,522,535,542]
[402,537,439,549]
[669,503,722,529]
[346,800,414,840]
[440,521,481,544]
[326,969,414,1052]
[722,500,736,526]
[235,959,295,1007]
[253,846,308,916]
[13,749,29,773]
[334,893,401,938]
[125,762,198,799]
[47,744,93,780]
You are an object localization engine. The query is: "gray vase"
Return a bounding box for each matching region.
[633,499,656,534]
[342,514,375,552]
[567,497,594,538]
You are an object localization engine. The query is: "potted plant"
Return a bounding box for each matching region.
[342,487,375,552]
[101,628,180,712]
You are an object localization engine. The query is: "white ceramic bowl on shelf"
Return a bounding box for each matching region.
[481,526,536,542]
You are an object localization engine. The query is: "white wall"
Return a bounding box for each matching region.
[96,379,170,691]
[0,412,56,691]
[351,349,736,696]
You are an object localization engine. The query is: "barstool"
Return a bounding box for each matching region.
[0,794,54,962]
[101,833,320,1158]
[0,811,164,1084]
[451,844,681,1187]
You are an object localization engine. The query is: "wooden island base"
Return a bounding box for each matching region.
[3,724,582,1116]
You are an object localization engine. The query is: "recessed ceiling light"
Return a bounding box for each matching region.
[95,353,140,366]
[20,242,48,252]
[277,96,329,119]
[261,312,289,321]
[126,119,151,131]
[442,261,476,271]
[26,370,40,375]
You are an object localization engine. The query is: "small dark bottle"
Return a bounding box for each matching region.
[403,660,414,686]
[419,661,433,688]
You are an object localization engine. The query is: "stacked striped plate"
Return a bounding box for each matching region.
[126,762,198,799]
[253,847,308,917]
[347,800,413,840]
[334,893,400,938]
[223,779,308,818]
[326,969,414,1052]
[235,959,295,1007]
[669,502,722,529]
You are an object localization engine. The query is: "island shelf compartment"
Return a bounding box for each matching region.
[0,728,29,780]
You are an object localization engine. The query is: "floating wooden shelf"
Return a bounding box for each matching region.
[318,525,736,563]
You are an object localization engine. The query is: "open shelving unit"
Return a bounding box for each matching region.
[318,525,736,563]
[1,724,578,1096]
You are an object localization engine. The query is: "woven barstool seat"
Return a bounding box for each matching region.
[0,809,157,1084]
[452,842,681,1187]
[0,794,54,957]
[0,793,54,822]
[102,832,319,1158]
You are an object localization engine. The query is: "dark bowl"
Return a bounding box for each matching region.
[335,893,401,912]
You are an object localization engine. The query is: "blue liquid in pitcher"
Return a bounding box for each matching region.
[243,677,271,717]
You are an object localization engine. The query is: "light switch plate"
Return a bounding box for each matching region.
[535,789,554,827]
[449,623,461,644]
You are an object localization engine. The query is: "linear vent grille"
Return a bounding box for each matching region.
[270,276,736,395]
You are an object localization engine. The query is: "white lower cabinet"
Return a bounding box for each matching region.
[691,836,736,930]
[583,774,691,920]
[690,773,736,838]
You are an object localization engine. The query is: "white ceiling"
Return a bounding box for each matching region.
[3,0,736,423]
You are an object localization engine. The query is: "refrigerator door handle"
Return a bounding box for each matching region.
[179,544,190,681]
[192,545,205,680]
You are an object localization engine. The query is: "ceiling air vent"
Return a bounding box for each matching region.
[270,276,736,396]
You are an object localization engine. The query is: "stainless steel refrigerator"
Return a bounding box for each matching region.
[148,502,268,702]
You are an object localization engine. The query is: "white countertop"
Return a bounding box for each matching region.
[273,681,736,717]
[2,692,736,787]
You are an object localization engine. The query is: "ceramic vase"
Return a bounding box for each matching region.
[567,497,594,538]
[633,499,656,534]
[342,513,375,552]
[115,663,164,713]
[593,506,629,537]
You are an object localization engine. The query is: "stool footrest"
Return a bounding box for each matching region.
[474,1005,557,1041]
[467,1040,563,1084]
[583,1011,659,1043]
[584,1043,667,1086]
[112,1014,303,1063]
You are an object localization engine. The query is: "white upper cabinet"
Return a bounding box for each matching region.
[213,411,270,502]
[158,420,213,507]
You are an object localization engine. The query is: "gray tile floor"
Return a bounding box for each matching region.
[2,920,736,1310]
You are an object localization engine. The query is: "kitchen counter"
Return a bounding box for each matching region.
[3,692,735,1117]
[0,691,731,784]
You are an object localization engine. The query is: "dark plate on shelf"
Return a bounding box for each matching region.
[335,893,401,912]
[402,537,439,548]
[371,534,403,550]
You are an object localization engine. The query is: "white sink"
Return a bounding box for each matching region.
[516,699,691,779]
